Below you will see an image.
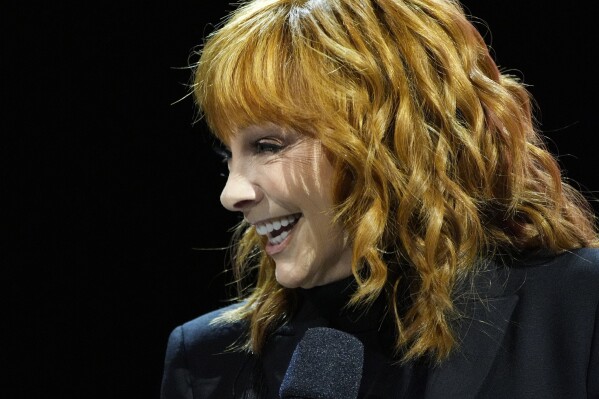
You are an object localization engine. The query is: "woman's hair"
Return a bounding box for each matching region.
[192,0,598,362]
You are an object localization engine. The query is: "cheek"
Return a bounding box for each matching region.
[281,141,339,210]
[308,162,337,200]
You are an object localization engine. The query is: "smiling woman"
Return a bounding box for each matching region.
[161,0,599,398]
[220,125,353,289]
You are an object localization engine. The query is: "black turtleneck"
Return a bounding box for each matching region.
[258,276,428,398]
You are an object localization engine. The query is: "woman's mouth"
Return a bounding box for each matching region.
[254,213,302,252]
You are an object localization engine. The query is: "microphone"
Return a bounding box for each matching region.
[279,327,364,399]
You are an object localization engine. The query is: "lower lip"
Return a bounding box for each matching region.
[264,218,300,256]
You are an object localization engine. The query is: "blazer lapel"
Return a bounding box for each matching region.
[424,266,519,399]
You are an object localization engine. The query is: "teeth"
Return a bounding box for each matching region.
[269,230,289,245]
[254,214,300,239]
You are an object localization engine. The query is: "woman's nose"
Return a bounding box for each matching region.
[220,170,261,212]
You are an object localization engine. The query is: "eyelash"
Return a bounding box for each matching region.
[212,138,283,163]
[253,140,283,154]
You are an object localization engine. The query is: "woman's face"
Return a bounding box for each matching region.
[219,124,353,289]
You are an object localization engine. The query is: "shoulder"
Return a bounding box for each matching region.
[161,303,253,398]
[166,302,249,364]
[161,303,252,398]
[507,247,599,296]
[543,247,599,272]
[428,250,599,397]
[495,247,599,330]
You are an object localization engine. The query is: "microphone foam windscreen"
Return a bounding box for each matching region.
[279,327,364,399]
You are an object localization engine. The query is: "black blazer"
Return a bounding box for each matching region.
[161,248,599,398]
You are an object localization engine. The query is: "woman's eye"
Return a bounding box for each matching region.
[254,141,283,154]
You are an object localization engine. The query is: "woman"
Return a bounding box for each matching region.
[161,0,599,397]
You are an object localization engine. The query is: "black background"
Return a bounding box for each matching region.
[6,1,597,398]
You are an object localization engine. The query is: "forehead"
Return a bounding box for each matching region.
[193,1,342,147]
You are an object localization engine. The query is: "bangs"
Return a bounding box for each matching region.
[193,2,342,142]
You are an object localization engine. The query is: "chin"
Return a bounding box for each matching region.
[275,273,304,289]
[274,265,311,289]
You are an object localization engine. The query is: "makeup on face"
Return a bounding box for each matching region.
[219,125,353,288]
